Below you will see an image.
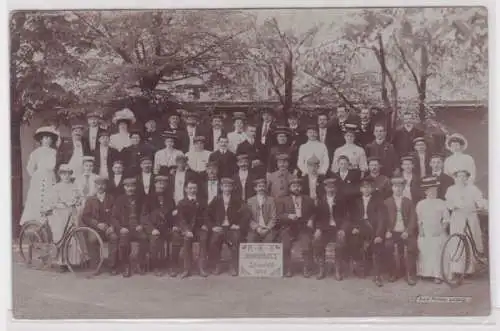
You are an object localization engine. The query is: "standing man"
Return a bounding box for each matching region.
[392,112,425,158]
[257,108,277,163]
[207,178,243,276]
[181,111,203,153]
[300,156,326,203]
[56,123,91,176]
[93,130,120,179]
[330,105,357,151]
[317,112,336,164]
[236,123,265,177]
[267,153,294,199]
[208,135,238,179]
[122,129,153,177]
[412,137,432,178]
[111,177,148,277]
[246,178,278,243]
[108,160,125,198]
[429,153,454,200]
[170,155,197,205]
[277,178,316,278]
[286,110,306,149]
[266,126,294,174]
[143,119,164,154]
[365,157,392,200]
[357,107,375,149]
[198,161,221,206]
[400,155,422,203]
[136,155,155,203]
[205,112,226,152]
[313,178,350,280]
[171,180,210,278]
[84,111,104,154]
[365,123,398,177]
[297,125,330,176]
[232,154,256,202]
[165,112,185,151]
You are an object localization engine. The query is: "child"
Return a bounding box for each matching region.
[416,176,450,283]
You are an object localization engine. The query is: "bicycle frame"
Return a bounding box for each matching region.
[464,222,487,266]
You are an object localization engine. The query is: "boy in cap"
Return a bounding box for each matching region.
[108,159,125,198]
[186,136,212,175]
[153,131,184,175]
[297,125,329,176]
[349,176,386,287]
[300,155,326,203]
[227,112,247,153]
[140,175,176,276]
[208,135,238,178]
[232,154,257,202]
[286,110,306,148]
[277,177,316,278]
[93,129,120,179]
[384,177,418,285]
[111,177,148,277]
[206,112,226,152]
[365,123,398,177]
[81,176,119,275]
[171,180,210,278]
[267,153,293,198]
[365,156,392,200]
[74,156,98,199]
[206,177,244,276]
[313,178,350,280]
[412,137,431,178]
[171,154,198,205]
[429,153,454,199]
[136,155,155,202]
[85,111,104,153]
[246,178,278,243]
[331,123,368,174]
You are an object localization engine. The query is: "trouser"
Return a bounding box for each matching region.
[118,229,148,270]
[281,226,313,271]
[148,230,169,270]
[384,231,418,278]
[347,222,383,277]
[312,227,347,267]
[209,227,241,270]
[247,229,279,243]
[170,228,209,272]
[88,227,119,269]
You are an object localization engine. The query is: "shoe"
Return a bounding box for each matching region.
[122,265,131,278]
[199,268,209,278]
[153,268,164,277]
[388,274,397,283]
[169,269,178,278]
[180,270,191,279]
[407,277,417,286]
[434,278,443,284]
[213,265,222,275]
[284,269,293,278]
[109,269,119,276]
[230,267,238,277]
[303,267,311,278]
[316,266,326,280]
[374,276,383,287]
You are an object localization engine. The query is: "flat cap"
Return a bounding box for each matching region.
[140,155,153,163]
[236,154,249,161]
[71,124,85,130]
[420,176,440,188]
[307,155,320,165]
[98,130,110,138]
[94,176,108,184]
[274,126,290,136]
[123,178,137,185]
[253,178,267,186]
[289,176,302,186]
[401,155,414,162]
[86,111,102,119]
[323,178,338,187]
[275,153,289,161]
[360,176,374,185]
[82,156,95,163]
[193,136,206,143]
[221,177,234,185]
[430,152,445,160]
[367,156,381,164]
[413,137,426,145]
[58,164,73,173]
[306,124,318,131]
[390,177,406,185]
[154,175,169,182]
[344,123,359,133]
[175,154,188,163]
[112,159,124,165]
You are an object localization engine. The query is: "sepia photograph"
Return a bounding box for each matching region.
[9,7,490,319]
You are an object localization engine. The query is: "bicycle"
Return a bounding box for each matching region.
[440,209,489,287]
[18,207,105,277]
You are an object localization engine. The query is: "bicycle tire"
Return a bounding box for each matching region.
[63,226,105,277]
[440,233,470,287]
[18,221,44,264]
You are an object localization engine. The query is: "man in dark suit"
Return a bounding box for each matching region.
[356,107,375,149]
[205,112,226,152]
[180,111,205,153]
[93,130,120,179]
[56,123,91,172]
[365,123,398,177]
[312,178,350,280]
[84,111,105,154]
[349,177,387,287]
[365,157,392,200]
[81,176,118,275]
[277,177,316,278]
[392,113,425,158]
[412,137,432,178]
[232,154,257,202]
[332,155,362,206]
[266,126,298,174]
[317,112,336,164]
[143,119,164,154]
[208,135,237,178]
[111,177,148,277]
[429,153,454,199]
[108,160,125,198]
[206,178,244,276]
[256,108,277,162]
[236,123,265,177]
[383,177,418,285]
[400,155,423,203]
[165,112,186,151]
[286,110,306,150]
[300,155,326,203]
[136,155,155,203]
[140,175,176,276]
[330,105,359,152]
[171,180,210,278]
[122,130,154,177]
[169,154,198,205]
[198,161,221,206]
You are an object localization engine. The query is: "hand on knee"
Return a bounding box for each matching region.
[152,229,160,236]
[120,227,129,235]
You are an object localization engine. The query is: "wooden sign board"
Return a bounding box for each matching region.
[238,243,283,277]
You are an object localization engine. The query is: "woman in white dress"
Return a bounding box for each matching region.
[154,131,184,175]
[186,136,211,175]
[227,112,247,153]
[45,164,82,271]
[416,176,450,283]
[20,126,59,225]
[445,169,487,275]
[444,133,476,183]
[109,108,136,152]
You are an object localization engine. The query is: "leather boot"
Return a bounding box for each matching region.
[169,246,181,277]
[316,257,326,280]
[199,259,209,278]
[334,260,343,281]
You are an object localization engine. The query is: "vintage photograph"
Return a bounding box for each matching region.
[10,7,489,319]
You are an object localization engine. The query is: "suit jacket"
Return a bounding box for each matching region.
[403,175,423,203]
[84,127,104,153]
[435,172,454,200]
[205,128,227,152]
[165,125,186,151]
[350,195,387,238]
[167,169,198,198]
[122,143,154,176]
[236,139,264,165]
[267,145,297,173]
[267,170,293,198]
[206,194,244,228]
[111,194,142,230]
[81,193,115,228]
[140,191,176,233]
[175,197,207,233]
[332,169,362,202]
[256,121,277,161]
[384,196,417,236]
[232,171,257,202]
[276,195,316,229]
[208,150,238,178]
[136,172,155,200]
[368,174,392,200]
[315,195,350,231]
[143,131,164,153]
[93,146,120,177]
[392,126,425,158]
[288,126,307,149]
[330,114,360,151]
[412,152,432,178]
[246,195,277,230]
[107,175,125,198]
[179,125,205,153]
[300,174,326,200]
[55,138,91,170]
[357,120,375,148]
[317,126,337,162]
[365,140,399,177]
[198,178,221,205]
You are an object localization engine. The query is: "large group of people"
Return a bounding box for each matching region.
[20,105,487,286]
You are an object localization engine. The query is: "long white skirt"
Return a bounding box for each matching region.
[417,234,448,278]
[20,171,56,225]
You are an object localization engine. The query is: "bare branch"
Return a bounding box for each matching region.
[393,34,420,87]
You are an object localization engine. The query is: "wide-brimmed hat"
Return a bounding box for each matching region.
[58,164,73,174]
[446,133,468,151]
[33,126,59,142]
[112,108,136,125]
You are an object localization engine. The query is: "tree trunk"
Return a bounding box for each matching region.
[418,44,429,122]
[283,54,294,116]
[11,114,23,238]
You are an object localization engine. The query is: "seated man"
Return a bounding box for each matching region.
[312,178,350,280]
[383,177,418,285]
[111,177,148,277]
[246,178,278,243]
[140,175,176,276]
[348,177,387,287]
[171,180,210,278]
[81,176,118,275]
[277,177,316,278]
[207,178,244,276]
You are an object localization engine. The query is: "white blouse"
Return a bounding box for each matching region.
[109,132,131,152]
[186,150,211,172]
[26,146,57,176]
[445,184,486,213]
[297,140,330,175]
[331,144,368,172]
[154,148,184,174]
[227,131,246,153]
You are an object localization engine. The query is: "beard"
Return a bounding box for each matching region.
[291,190,301,196]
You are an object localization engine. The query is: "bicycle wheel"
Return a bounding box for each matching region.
[63,226,105,277]
[440,233,471,287]
[18,221,45,264]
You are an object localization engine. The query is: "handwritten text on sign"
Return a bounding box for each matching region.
[239,243,283,277]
